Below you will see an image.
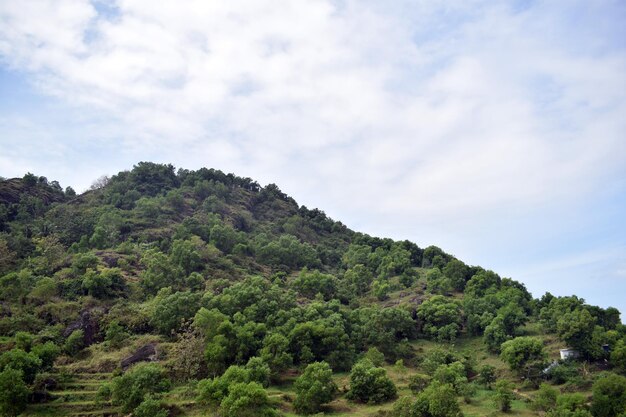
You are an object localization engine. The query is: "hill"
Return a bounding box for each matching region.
[0,162,625,417]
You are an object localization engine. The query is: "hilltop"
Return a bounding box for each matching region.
[0,162,625,417]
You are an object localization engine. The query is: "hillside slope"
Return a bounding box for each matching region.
[0,162,625,417]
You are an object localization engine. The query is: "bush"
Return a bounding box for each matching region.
[219,382,277,417]
[0,348,42,384]
[64,329,85,356]
[493,380,515,412]
[0,368,30,417]
[408,373,431,393]
[590,372,626,417]
[347,359,397,404]
[110,363,171,413]
[293,361,338,414]
[134,396,168,417]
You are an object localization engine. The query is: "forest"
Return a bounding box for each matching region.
[0,162,625,417]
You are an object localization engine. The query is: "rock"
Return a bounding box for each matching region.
[63,308,105,346]
[121,343,158,369]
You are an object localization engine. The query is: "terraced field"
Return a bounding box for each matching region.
[26,369,119,417]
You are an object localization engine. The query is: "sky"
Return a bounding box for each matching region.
[1,0,625,314]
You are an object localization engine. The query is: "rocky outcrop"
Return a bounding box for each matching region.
[63,308,105,346]
[121,343,158,369]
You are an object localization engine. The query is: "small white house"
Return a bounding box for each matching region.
[560,348,580,360]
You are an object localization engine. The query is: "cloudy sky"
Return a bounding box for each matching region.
[1,0,625,314]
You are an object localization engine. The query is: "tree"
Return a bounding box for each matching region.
[0,348,42,384]
[610,339,626,373]
[493,380,515,412]
[417,295,462,342]
[413,381,463,417]
[64,330,85,356]
[0,368,30,417]
[105,320,129,349]
[590,372,626,417]
[557,309,599,359]
[110,363,171,413]
[443,259,470,291]
[260,333,293,380]
[477,365,497,389]
[293,361,338,414]
[347,359,397,404]
[409,373,431,394]
[533,383,558,412]
[151,290,201,336]
[500,337,546,379]
[483,316,508,353]
[219,382,277,417]
[134,396,168,417]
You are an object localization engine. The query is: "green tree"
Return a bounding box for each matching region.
[493,380,515,412]
[110,363,171,413]
[105,320,129,349]
[557,309,599,359]
[500,337,546,379]
[0,368,30,417]
[260,333,293,380]
[590,372,626,417]
[417,295,462,342]
[64,329,85,356]
[293,361,338,414]
[0,348,42,384]
[533,383,558,412]
[477,365,497,389]
[219,382,277,417]
[347,359,397,404]
[151,290,201,336]
[134,396,168,417]
[413,381,463,417]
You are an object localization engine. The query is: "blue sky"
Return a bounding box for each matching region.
[1,0,625,314]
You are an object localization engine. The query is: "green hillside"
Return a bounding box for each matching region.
[0,162,625,417]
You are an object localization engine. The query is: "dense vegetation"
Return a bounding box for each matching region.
[0,162,624,417]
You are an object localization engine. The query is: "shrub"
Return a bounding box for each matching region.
[293,361,337,414]
[347,359,397,404]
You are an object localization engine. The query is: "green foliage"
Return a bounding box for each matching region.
[219,381,277,417]
[557,309,600,359]
[413,381,463,417]
[590,372,626,417]
[245,356,270,388]
[500,337,546,379]
[110,363,171,413]
[0,348,42,384]
[293,361,338,414]
[13,331,33,351]
[364,347,385,367]
[477,364,497,389]
[81,267,125,298]
[483,316,508,352]
[64,329,85,356]
[134,395,168,417]
[417,295,462,342]
[291,268,337,300]
[151,289,201,336]
[432,362,468,395]
[344,264,374,295]
[409,373,431,393]
[0,368,30,417]
[493,380,515,412]
[611,339,626,373]
[31,341,60,370]
[533,383,559,411]
[105,320,129,349]
[260,333,293,380]
[347,359,397,404]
